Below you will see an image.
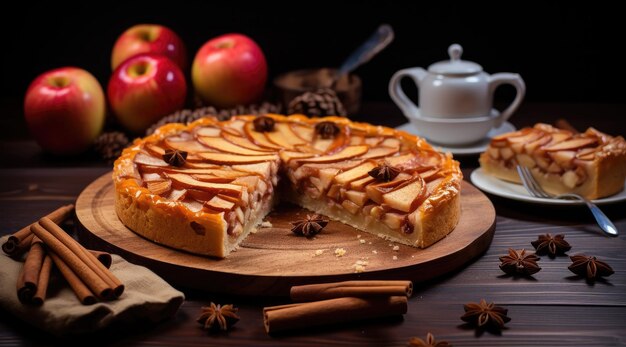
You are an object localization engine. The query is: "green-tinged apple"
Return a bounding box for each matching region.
[108,54,187,133]
[111,24,187,71]
[192,33,267,108]
[24,67,105,155]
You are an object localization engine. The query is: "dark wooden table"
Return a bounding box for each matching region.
[1,102,625,346]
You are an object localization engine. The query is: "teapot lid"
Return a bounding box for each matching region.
[428,44,482,75]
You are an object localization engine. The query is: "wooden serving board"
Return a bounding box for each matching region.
[76,173,495,296]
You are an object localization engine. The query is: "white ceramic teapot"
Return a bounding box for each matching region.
[389,44,525,128]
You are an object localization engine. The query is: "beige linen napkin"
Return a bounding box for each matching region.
[0,236,185,336]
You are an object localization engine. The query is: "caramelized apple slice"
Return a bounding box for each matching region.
[134,152,169,167]
[198,136,271,156]
[341,199,360,214]
[145,144,167,156]
[297,145,369,164]
[191,175,235,183]
[344,190,368,206]
[547,150,576,169]
[506,130,544,144]
[198,152,278,164]
[334,161,377,185]
[380,138,401,150]
[146,180,172,195]
[206,195,236,211]
[524,135,552,153]
[243,122,283,149]
[142,173,164,182]
[232,176,261,192]
[365,175,412,204]
[195,127,221,137]
[542,138,598,152]
[279,151,315,162]
[168,188,187,201]
[382,177,426,213]
[222,132,275,152]
[350,176,376,190]
[265,123,305,149]
[165,139,214,153]
[360,146,399,159]
[232,162,272,177]
[290,123,315,142]
[167,173,245,196]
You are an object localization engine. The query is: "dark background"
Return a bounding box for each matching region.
[1,1,624,139]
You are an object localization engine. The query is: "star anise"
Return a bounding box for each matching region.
[461,299,510,330]
[499,248,541,276]
[315,121,340,139]
[162,149,188,167]
[253,115,275,132]
[408,332,451,347]
[531,233,571,257]
[291,214,329,237]
[568,254,614,280]
[197,302,240,331]
[368,164,401,182]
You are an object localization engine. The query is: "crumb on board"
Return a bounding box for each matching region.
[313,249,325,256]
[260,221,273,228]
[352,259,369,273]
[359,239,366,244]
[357,234,362,238]
[372,250,378,254]
[334,248,347,257]
[250,227,258,234]
[392,245,400,251]
[392,255,398,260]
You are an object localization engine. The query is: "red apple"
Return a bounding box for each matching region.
[108,54,187,133]
[111,24,187,71]
[192,33,267,108]
[24,67,105,155]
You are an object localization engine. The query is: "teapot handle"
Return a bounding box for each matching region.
[488,73,526,127]
[388,68,427,119]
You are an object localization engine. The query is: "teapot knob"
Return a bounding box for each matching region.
[448,43,463,62]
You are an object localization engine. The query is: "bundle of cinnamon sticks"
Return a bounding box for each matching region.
[263,280,412,333]
[2,204,122,305]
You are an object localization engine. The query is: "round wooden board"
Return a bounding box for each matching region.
[76,173,495,296]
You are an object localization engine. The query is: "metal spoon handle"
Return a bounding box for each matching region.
[330,24,394,87]
[559,193,619,236]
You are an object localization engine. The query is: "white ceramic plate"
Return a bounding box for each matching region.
[396,120,516,155]
[470,168,626,205]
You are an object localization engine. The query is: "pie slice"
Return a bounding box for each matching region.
[113,115,463,258]
[479,123,626,199]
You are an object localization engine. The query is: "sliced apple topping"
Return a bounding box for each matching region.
[349,136,365,145]
[146,180,172,195]
[280,151,315,162]
[350,176,376,190]
[360,146,400,159]
[516,154,536,168]
[243,122,283,149]
[232,176,261,192]
[344,190,368,207]
[195,127,222,137]
[265,123,305,149]
[365,175,412,204]
[166,173,245,196]
[165,139,214,153]
[382,212,405,230]
[542,137,598,152]
[206,195,236,212]
[506,130,544,144]
[145,144,167,156]
[222,132,275,152]
[297,145,369,164]
[524,135,552,153]
[142,172,164,182]
[181,200,204,213]
[191,174,235,183]
[487,147,500,159]
[290,123,315,142]
[382,177,426,213]
[198,136,271,156]
[380,138,401,150]
[232,162,272,177]
[548,150,576,170]
[198,152,278,164]
[341,199,360,214]
[134,152,169,167]
[334,161,377,185]
[500,148,515,161]
[168,188,187,201]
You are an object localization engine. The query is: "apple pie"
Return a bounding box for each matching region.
[113,114,462,258]
[479,123,626,199]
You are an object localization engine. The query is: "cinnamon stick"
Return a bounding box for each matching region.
[290,280,413,302]
[263,296,408,334]
[30,221,113,300]
[31,255,52,306]
[16,241,46,303]
[49,252,96,305]
[90,250,112,269]
[2,204,74,256]
[38,218,124,298]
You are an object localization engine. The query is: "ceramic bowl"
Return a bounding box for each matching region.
[407,109,502,146]
[273,68,362,115]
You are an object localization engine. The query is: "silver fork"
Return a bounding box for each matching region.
[516,165,618,237]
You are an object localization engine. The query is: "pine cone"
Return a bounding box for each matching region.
[287,88,347,117]
[145,103,282,135]
[93,131,130,163]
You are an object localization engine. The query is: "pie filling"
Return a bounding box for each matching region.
[113,115,463,257]
[480,123,626,199]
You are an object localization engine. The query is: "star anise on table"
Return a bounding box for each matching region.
[408,332,451,347]
[162,149,188,167]
[368,164,401,182]
[499,248,541,276]
[315,121,340,139]
[197,302,240,331]
[531,233,571,257]
[568,254,614,280]
[461,299,510,330]
[291,214,329,237]
[253,115,275,132]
